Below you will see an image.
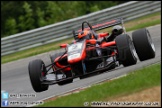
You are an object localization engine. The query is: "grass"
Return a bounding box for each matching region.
[1,12,161,64]
[37,63,161,107]
[1,38,73,64]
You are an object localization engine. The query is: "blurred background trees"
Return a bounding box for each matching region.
[1,1,128,38]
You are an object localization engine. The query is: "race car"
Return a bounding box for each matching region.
[28,18,155,92]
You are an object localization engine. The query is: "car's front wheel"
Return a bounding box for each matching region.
[28,59,49,92]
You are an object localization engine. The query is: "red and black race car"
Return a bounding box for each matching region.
[28,18,155,92]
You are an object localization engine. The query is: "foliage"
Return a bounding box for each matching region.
[1,11,160,64]
[1,1,128,38]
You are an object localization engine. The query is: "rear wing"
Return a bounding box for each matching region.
[74,17,125,37]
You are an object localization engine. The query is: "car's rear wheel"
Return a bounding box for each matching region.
[50,51,73,85]
[115,34,137,67]
[132,28,155,61]
[28,59,49,92]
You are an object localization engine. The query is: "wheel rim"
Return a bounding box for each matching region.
[40,64,46,82]
[129,38,138,59]
[147,30,155,52]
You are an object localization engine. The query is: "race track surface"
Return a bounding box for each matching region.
[1,24,161,107]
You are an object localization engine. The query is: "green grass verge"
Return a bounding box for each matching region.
[1,38,73,64]
[1,12,161,64]
[126,19,161,32]
[37,63,161,107]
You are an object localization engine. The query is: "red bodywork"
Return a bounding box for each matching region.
[53,32,117,72]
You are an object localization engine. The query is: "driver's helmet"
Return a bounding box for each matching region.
[112,25,124,36]
[78,30,94,39]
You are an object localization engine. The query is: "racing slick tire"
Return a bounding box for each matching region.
[132,28,155,61]
[50,51,73,85]
[115,34,137,67]
[28,59,49,92]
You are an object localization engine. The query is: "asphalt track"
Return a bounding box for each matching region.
[1,24,161,107]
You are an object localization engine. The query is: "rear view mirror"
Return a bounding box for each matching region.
[60,44,68,48]
[98,32,109,38]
